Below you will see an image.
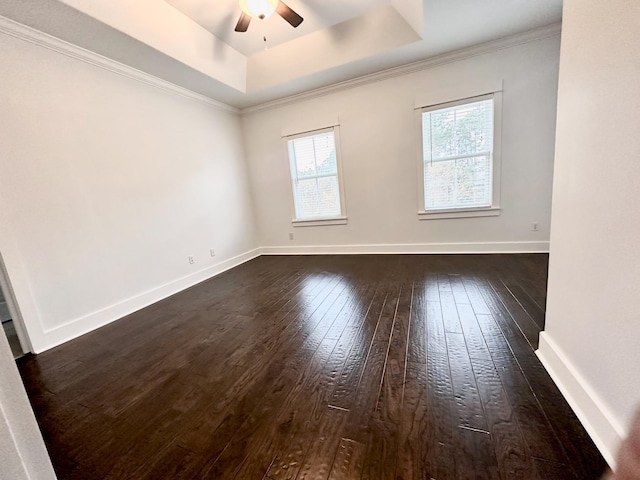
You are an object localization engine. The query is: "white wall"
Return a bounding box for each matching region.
[538,0,640,467]
[242,35,560,254]
[0,30,258,353]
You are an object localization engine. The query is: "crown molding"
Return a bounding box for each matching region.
[0,13,561,116]
[0,15,239,114]
[241,22,562,115]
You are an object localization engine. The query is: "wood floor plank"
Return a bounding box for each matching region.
[341,286,401,443]
[195,282,356,477]
[406,280,427,364]
[449,274,470,305]
[374,282,412,425]
[532,457,579,480]
[475,313,575,470]
[236,285,371,479]
[260,283,376,480]
[361,419,399,480]
[472,357,534,479]
[424,299,456,480]
[503,283,546,330]
[394,361,428,480]
[472,277,535,356]
[424,273,440,302]
[175,279,348,457]
[485,275,541,349]
[136,443,203,480]
[295,407,348,480]
[328,286,390,410]
[328,438,366,480]
[516,355,608,478]
[452,427,501,480]
[445,331,487,431]
[456,304,492,363]
[267,286,375,480]
[440,289,463,334]
[462,275,492,315]
[198,290,356,479]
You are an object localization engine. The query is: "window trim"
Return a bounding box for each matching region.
[416,92,503,220]
[284,125,347,227]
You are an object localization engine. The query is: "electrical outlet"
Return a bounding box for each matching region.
[289,232,294,240]
[532,223,539,232]
[188,255,195,264]
[210,249,216,257]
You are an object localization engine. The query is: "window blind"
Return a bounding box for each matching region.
[288,130,341,220]
[422,98,494,210]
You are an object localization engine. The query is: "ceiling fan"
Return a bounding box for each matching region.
[234,0,304,32]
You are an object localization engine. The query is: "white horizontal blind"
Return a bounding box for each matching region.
[288,130,341,220]
[422,98,494,210]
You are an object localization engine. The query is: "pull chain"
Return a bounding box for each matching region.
[260,19,268,50]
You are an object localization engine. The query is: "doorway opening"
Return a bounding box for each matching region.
[0,255,31,359]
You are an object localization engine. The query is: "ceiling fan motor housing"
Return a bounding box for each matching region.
[235,0,303,33]
[239,0,278,20]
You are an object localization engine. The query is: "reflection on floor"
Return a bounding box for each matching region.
[1,289,23,359]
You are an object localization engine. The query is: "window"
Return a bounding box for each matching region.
[418,93,501,219]
[286,127,346,226]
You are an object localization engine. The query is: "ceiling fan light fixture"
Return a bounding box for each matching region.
[239,0,278,20]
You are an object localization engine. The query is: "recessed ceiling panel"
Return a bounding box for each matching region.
[164,0,390,55]
[248,5,423,91]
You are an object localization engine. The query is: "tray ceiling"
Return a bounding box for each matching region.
[0,0,563,108]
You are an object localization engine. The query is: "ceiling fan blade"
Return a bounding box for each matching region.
[234,12,251,32]
[276,1,303,28]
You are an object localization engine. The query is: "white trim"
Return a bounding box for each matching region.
[260,241,549,255]
[0,13,560,115]
[282,117,340,138]
[422,151,492,164]
[493,92,503,209]
[414,81,504,111]
[418,207,501,220]
[240,23,561,115]
[284,126,336,141]
[0,15,239,114]
[0,255,32,355]
[35,248,261,353]
[536,332,622,468]
[292,217,348,227]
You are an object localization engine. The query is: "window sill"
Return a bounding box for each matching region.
[418,207,500,220]
[292,216,348,227]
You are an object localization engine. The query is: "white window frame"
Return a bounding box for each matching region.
[416,92,502,220]
[284,125,347,227]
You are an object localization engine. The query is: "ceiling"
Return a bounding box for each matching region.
[0,0,563,109]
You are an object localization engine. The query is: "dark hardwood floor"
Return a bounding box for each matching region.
[18,254,607,479]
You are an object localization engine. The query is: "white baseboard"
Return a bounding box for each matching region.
[260,241,549,255]
[536,332,623,468]
[35,248,261,353]
[32,244,547,352]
